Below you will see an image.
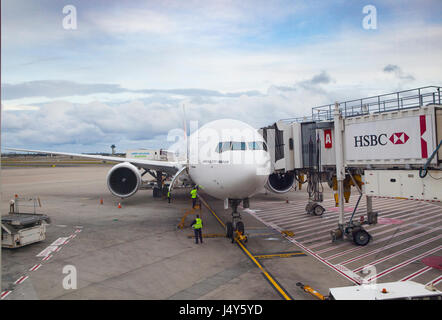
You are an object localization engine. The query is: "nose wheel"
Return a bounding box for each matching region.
[225,200,247,243]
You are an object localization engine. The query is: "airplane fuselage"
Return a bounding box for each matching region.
[187,119,271,200]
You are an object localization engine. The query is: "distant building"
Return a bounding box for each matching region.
[125,149,171,161]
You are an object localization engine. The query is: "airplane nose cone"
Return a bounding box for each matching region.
[225,152,271,198]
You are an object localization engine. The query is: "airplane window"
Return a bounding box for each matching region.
[223,142,232,151]
[216,142,233,153]
[248,141,267,151]
[216,141,247,152]
[248,142,258,150]
[232,142,246,150]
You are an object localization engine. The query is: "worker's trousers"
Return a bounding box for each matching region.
[194,228,203,244]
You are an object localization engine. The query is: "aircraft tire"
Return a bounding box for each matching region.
[226,222,233,239]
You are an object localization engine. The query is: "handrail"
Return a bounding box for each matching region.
[280,86,441,123]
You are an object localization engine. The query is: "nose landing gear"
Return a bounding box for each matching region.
[225,199,248,243]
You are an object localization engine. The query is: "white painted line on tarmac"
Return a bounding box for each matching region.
[323,218,442,260]
[36,245,58,257]
[1,291,12,300]
[14,275,29,285]
[51,237,70,246]
[244,208,362,285]
[42,254,53,262]
[366,246,442,283]
[304,208,439,247]
[29,264,42,272]
[316,215,441,254]
[426,275,442,286]
[338,228,441,265]
[400,266,432,282]
[353,236,442,273]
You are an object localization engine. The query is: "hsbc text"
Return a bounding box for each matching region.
[354,134,388,147]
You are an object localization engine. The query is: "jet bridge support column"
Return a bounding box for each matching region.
[333,103,346,239]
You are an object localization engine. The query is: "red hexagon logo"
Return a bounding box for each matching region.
[389,132,409,145]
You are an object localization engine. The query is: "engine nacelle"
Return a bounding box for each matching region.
[106,162,142,198]
[266,172,295,194]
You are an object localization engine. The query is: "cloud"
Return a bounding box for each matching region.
[2,81,126,100]
[2,80,340,152]
[1,80,263,101]
[383,64,415,81]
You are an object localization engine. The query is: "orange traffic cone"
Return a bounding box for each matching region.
[118,203,122,209]
[100,198,103,205]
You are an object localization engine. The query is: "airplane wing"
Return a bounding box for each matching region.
[5,148,183,175]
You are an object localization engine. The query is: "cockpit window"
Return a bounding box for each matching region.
[232,142,246,150]
[216,142,232,153]
[216,141,267,153]
[248,141,267,151]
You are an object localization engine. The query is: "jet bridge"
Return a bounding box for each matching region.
[261,86,442,245]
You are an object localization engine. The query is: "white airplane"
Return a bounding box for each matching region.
[7,118,279,238]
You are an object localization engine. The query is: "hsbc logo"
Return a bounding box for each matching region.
[354,132,410,147]
[389,132,409,145]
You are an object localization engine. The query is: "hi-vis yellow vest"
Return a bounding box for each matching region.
[193,218,202,229]
[190,189,197,199]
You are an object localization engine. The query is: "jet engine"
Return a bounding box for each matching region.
[106,162,142,198]
[266,172,295,194]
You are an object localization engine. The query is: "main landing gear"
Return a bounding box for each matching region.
[225,199,247,243]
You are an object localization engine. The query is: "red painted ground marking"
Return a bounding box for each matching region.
[42,254,53,261]
[304,208,439,247]
[354,236,442,273]
[421,256,442,270]
[327,207,355,213]
[378,217,404,225]
[325,220,441,260]
[367,246,442,282]
[400,266,432,282]
[317,215,441,254]
[427,275,442,286]
[1,291,12,300]
[14,275,29,285]
[338,228,440,265]
[29,264,42,272]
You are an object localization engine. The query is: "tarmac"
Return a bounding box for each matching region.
[1,165,440,300]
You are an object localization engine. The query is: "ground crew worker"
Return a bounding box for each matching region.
[191,214,203,244]
[190,186,198,208]
[167,190,171,203]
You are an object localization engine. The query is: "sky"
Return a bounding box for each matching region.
[2,0,442,153]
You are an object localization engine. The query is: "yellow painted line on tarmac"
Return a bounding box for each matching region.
[253,252,306,259]
[235,239,293,300]
[198,197,226,228]
[199,195,293,301]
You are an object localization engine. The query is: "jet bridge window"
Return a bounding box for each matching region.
[248,141,267,151]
